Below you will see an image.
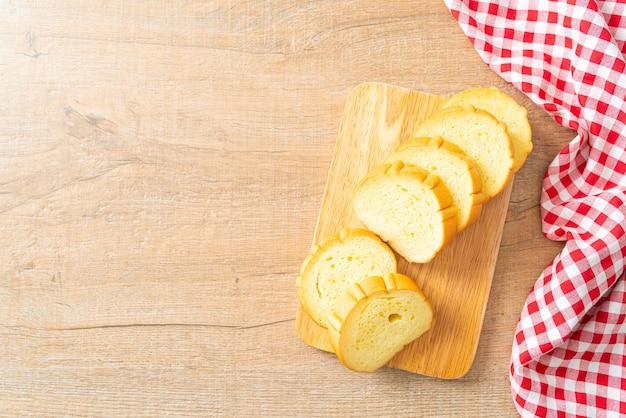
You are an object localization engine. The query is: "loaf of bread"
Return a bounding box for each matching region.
[296,228,397,329]
[385,136,486,232]
[442,87,532,172]
[297,86,533,373]
[414,106,514,200]
[353,160,457,263]
[327,272,433,372]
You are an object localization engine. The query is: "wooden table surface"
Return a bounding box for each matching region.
[2,1,575,416]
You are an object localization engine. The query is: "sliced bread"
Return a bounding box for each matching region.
[442,87,533,172]
[296,228,397,329]
[414,105,514,200]
[327,272,433,372]
[353,160,457,264]
[385,136,486,232]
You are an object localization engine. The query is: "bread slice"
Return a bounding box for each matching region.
[327,272,433,372]
[385,136,486,232]
[442,87,532,172]
[414,106,514,200]
[353,160,457,264]
[296,228,397,328]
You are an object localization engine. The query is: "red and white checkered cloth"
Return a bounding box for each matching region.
[443,0,626,416]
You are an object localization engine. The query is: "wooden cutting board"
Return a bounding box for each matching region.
[295,82,513,379]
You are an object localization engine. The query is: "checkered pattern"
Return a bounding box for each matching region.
[443,0,626,416]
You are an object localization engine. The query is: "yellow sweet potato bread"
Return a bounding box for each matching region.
[327,272,433,372]
[414,105,515,200]
[296,228,397,329]
[353,160,458,264]
[442,87,533,172]
[386,136,486,232]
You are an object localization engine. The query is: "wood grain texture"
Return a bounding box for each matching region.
[296,82,512,379]
[1,1,574,417]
